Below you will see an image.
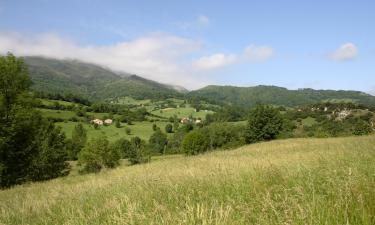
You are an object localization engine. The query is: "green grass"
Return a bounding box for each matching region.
[151,106,213,119]
[1,136,375,224]
[112,96,151,105]
[39,98,78,107]
[301,116,317,126]
[39,108,115,120]
[56,121,172,141]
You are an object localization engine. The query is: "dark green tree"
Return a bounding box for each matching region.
[78,135,120,173]
[68,123,87,160]
[128,137,150,165]
[149,129,168,154]
[165,123,173,133]
[353,120,372,136]
[115,119,121,128]
[245,104,283,143]
[182,130,209,155]
[0,53,69,187]
[112,138,132,158]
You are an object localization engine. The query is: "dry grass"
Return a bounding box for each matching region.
[1,136,375,224]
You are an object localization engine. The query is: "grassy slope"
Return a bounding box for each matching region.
[1,136,375,224]
[56,121,172,141]
[150,106,213,119]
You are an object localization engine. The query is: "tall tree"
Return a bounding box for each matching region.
[0,53,69,187]
[245,104,283,144]
[68,123,87,160]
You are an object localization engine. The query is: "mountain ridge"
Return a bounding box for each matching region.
[24,56,375,106]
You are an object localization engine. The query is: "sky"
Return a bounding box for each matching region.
[0,0,374,93]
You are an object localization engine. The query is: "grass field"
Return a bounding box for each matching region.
[38,109,111,120]
[150,106,213,119]
[1,136,374,224]
[56,121,172,141]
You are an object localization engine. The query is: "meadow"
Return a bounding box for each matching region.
[56,121,172,141]
[1,135,374,224]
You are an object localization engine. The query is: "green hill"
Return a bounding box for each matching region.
[25,57,184,100]
[1,136,374,224]
[189,85,375,107]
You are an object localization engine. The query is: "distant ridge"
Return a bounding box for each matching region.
[189,85,375,107]
[24,56,184,100]
[24,56,375,107]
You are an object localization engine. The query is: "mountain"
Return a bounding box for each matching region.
[189,85,375,107]
[24,56,183,100]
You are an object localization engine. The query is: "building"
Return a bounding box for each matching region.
[92,119,103,125]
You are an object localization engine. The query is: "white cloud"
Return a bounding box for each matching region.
[243,45,274,62]
[193,45,274,70]
[0,31,212,89]
[174,15,210,30]
[331,43,358,61]
[192,53,236,70]
[197,15,210,26]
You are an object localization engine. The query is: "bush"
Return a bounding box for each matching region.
[78,135,120,173]
[245,104,283,144]
[115,119,121,128]
[182,130,209,155]
[67,123,87,160]
[125,127,131,135]
[205,123,245,150]
[128,137,150,165]
[165,123,173,133]
[149,129,168,154]
[112,138,132,158]
[353,120,372,136]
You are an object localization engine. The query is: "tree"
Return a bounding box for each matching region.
[68,123,87,160]
[78,135,120,173]
[245,104,283,144]
[149,129,168,154]
[353,120,372,136]
[0,53,69,187]
[165,123,173,133]
[182,130,209,155]
[112,138,132,158]
[27,121,70,181]
[128,137,150,165]
[115,119,121,128]
[0,53,31,121]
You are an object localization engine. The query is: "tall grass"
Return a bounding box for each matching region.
[1,136,375,224]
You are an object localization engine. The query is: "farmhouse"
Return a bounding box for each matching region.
[104,119,113,125]
[180,117,191,124]
[92,118,103,125]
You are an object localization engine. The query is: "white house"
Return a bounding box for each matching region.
[104,119,113,125]
[92,119,103,125]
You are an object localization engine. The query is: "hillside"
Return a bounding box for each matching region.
[1,136,374,224]
[25,57,184,100]
[189,85,375,107]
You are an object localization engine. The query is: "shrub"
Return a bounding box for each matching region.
[149,129,168,154]
[182,130,209,155]
[78,135,120,173]
[115,119,121,128]
[112,138,132,158]
[67,123,87,160]
[165,123,173,133]
[353,120,372,136]
[128,137,150,165]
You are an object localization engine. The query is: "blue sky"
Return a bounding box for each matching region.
[0,0,374,92]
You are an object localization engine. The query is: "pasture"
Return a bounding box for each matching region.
[1,136,374,224]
